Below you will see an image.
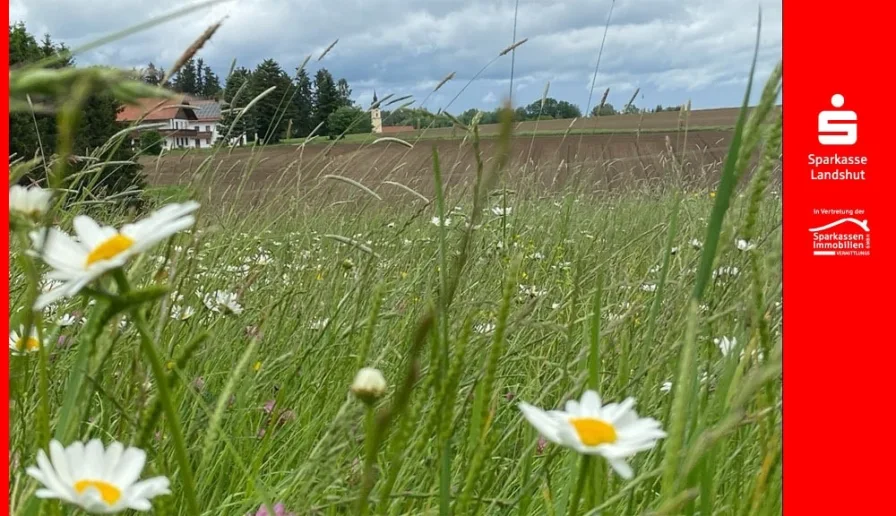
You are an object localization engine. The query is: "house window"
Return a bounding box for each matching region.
[205,125,210,132]
[206,138,211,145]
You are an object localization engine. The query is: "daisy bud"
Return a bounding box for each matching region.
[350,367,387,404]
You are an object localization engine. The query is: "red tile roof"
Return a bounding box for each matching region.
[116,96,197,123]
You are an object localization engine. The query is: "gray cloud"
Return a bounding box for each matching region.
[9,0,781,113]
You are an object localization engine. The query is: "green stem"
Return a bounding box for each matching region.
[568,455,592,516]
[358,404,378,516]
[113,270,201,515]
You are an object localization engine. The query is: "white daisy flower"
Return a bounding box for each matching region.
[9,326,42,355]
[518,390,666,479]
[9,184,53,218]
[170,306,195,321]
[430,216,452,227]
[58,314,78,327]
[27,201,199,310]
[25,438,170,513]
[640,283,657,293]
[660,381,673,393]
[491,206,512,216]
[690,238,703,250]
[202,290,243,315]
[735,239,755,251]
[714,336,737,356]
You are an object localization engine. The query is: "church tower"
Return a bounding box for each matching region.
[370,89,383,134]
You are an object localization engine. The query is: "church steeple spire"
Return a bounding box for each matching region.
[372,89,378,104]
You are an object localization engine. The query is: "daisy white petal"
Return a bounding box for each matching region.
[26,439,170,513]
[518,389,666,480]
[27,202,199,310]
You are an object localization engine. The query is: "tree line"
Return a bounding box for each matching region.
[9,22,146,205]
[381,97,684,130]
[135,57,369,143]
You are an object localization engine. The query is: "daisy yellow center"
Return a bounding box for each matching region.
[16,337,40,352]
[86,234,134,266]
[73,479,122,505]
[569,417,617,446]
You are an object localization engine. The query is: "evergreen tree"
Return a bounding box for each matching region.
[247,59,296,144]
[142,62,163,85]
[200,64,221,98]
[336,78,353,107]
[293,68,314,137]
[219,67,255,145]
[173,58,198,94]
[9,23,146,206]
[195,58,206,95]
[312,68,340,135]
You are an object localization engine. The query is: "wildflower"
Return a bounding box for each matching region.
[536,436,548,455]
[248,502,296,516]
[712,266,740,280]
[735,239,755,251]
[714,336,737,356]
[9,326,42,355]
[430,216,452,227]
[9,184,52,219]
[518,390,666,479]
[690,238,703,250]
[491,206,512,216]
[57,313,78,327]
[351,367,387,404]
[253,361,262,372]
[25,438,170,513]
[660,382,673,393]
[670,246,679,255]
[170,305,195,321]
[640,283,657,293]
[202,290,243,315]
[28,201,199,310]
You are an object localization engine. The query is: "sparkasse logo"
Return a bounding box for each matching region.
[809,209,870,257]
[818,94,857,145]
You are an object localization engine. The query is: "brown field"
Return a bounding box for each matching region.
[144,107,781,210]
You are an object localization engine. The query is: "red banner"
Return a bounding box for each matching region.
[783,2,893,511]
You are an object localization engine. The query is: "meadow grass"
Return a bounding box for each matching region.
[8,11,782,516]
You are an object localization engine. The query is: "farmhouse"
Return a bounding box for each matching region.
[117,96,248,150]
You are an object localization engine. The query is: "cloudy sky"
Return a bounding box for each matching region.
[9,0,782,114]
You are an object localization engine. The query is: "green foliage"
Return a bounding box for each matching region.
[292,68,314,137]
[590,103,618,116]
[326,105,373,138]
[8,22,148,208]
[248,59,297,144]
[140,130,165,155]
[220,67,256,145]
[524,97,582,119]
[312,68,341,135]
